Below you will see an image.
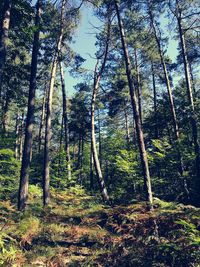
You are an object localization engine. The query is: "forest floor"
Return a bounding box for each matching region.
[0,186,200,267]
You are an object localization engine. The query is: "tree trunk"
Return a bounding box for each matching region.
[124,106,130,148]
[176,8,200,197]
[149,10,180,141]
[0,0,12,97]
[1,93,9,134]
[18,0,42,211]
[59,61,71,180]
[77,133,82,181]
[80,135,84,184]
[43,0,66,206]
[58,115,64,180]
[149,7,186,186]
[98,108,102,166]
[115,0,153,205]
[134,48,142,124]
[91,75,110,202]
[90,144,94,190]
[14,112,20,159]
[189,62,196,96]
[19,113,24,162]
[151,62,158,139]
[38,84,47,153]
[90,19,111,203]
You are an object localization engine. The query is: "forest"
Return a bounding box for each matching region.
[0,0,200,266]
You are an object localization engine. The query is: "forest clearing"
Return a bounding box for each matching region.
[0,0,200,266]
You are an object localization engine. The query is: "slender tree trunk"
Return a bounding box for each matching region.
[134,48,142,123]
[2,93,9,134]
[77,133,82,180]
[189,62,196,96]
[14,112,20,159]
[151,63,158,139]
[149,10,180,141]
[91,76,109,202]
[90,19,111,203]
[19,113,24,162]
[149,8,187,189]
[115,0,153,205]
[43,0,66,206]
[124,106,130,148]
[80,135,84,184]
[38,84,47,153]
[18,0,41,211]
[90,144,94,190]
[58,115,64,181]
[59,61,71,180]
[0,0,12,97]
[176,9,200,197]
[98,109,102,166]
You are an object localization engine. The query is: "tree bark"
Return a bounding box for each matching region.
[115,0,153,205]
[90,144,94,190]
[91,19,111,203]
[188,62,196,97]
[18,0,42,211]
[38,84,47,153]
[43,0,66,206]
[134,48,142,124]
[19,113,24,162]
[124,106,130,148]
[1,92,9,134]
[151,62,158,139]
[0,0,12,97]
[59,61,71,180]
[98,108,102,167]
[14,112,20,159]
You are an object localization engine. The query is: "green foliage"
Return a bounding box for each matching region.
[0,231,20,267]
[0,149,20,200]
[176,219,200,246]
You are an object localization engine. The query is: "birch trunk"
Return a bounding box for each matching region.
[43,0,66,206]
[59,61,71,180]
[91,20,111,203]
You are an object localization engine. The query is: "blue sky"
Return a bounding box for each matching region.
[65,6,179,96]
[65,6,101,96]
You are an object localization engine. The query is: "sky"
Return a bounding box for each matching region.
[65,6,179,96]
[65,6,101,96]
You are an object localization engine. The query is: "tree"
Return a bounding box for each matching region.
[59,61,71,180]
[43,0,66,206]
[168,0,200,201]
[114,0,153,205]
[0,0,12,96]
[18,0,42,211]
[91,19,111,203]
[147,1,186,189]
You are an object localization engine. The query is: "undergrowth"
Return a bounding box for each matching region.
[0,185,199,266]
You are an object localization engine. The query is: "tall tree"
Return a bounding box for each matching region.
[91,19,111,203]
[0,0,12,96]
[114,0,153,205]
[18,0,42,211]
[147,2,186,184]
[43,0,66,206]
[174,0,200,198]
[59,60,71,180]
